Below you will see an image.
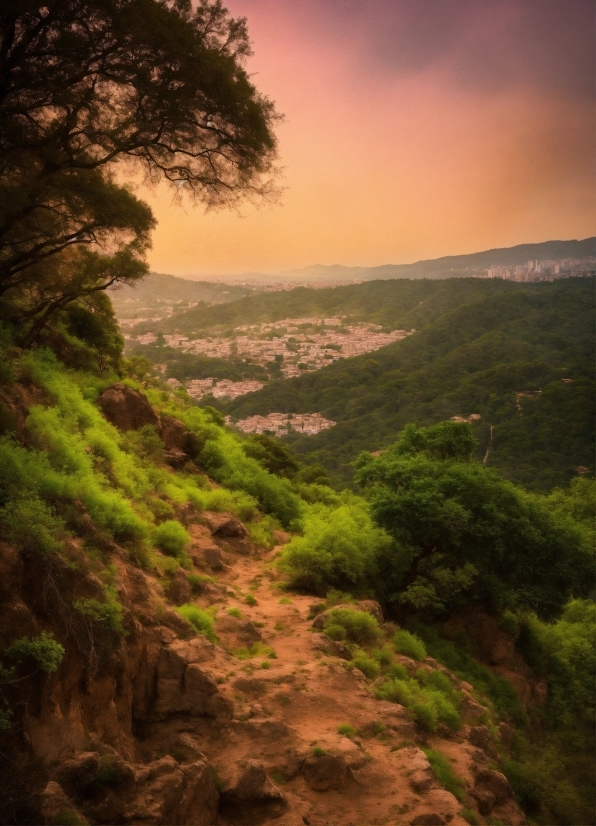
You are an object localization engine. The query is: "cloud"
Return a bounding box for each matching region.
[236,0,594,99]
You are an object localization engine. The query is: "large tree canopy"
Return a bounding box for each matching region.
[0,0,278,341]
[355,422,593,621]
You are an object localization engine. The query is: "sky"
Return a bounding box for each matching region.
[143,0,595,276]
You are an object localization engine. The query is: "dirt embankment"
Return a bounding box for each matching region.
[0,509,527,826]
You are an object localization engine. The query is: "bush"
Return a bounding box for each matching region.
[323,624,347,641]
[227,607,242,619]
[393,629,427,661]
[174,604,217,643]
[73,592,125,636]
[323,608,381,644]
[244,594,258,606]
[352,650,381,679]
[5,631,64,673]
[423,748,465,801]
[374,673,462,733]
[337,724,356,737]
[372,645,394,667]
[233,642,274,660]
[461,809,480,825]
[153,520,190,558]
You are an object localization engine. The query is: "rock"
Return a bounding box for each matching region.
[424,788,461,821]
[165,571,192,606]
[51,751,101,797]
[203,545,228,571]
[401,747,434,793]
[87,756,218,825]
[311,632,352,660]
[164,447,190,468]
[219,759,288,824]
[461,692,487,722]
[410,814,446,826]
[372,701,417,738]
[302,753,349,791]
[236,718,292,740]
[472,769,514,814]
[217,615,262,647]
[40,781,86,826]
[99,383,160,432]
[233,677,269,697]
[468,725,491,750]
[491,798,526,826]
[160,415,191,451]
[312,600,383,630]
[203,512,248,538]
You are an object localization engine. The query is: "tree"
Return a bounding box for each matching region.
[354,422,593,621]
[0,0,279,341]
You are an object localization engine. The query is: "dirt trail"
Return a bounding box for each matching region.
[176,529,523,826]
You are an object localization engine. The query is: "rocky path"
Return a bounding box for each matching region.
[178,525,524,826]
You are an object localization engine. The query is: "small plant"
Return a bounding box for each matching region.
[261,661,271,669]
[308,602,327,619]
[234,642,274,660]
[270,770,286,785]
[352,650,381,679]
[461,809,480,826]
[279,596,293,604]
[392,629,427,661]
[372,645,394,667]
[207,764,225,792]
[6,631,64,673]
[312,746,326,757]
[175,604,217,643]
[423,748,465,802]
[244,594,258,606]
[227,607,242,619]
[50,810,88,825]
[153,520,191,558]
[337,723,357,737]
[74,591,125,636]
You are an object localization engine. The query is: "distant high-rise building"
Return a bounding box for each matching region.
[554,264,560,274]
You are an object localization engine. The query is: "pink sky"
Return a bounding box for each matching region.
[143,0,594,276]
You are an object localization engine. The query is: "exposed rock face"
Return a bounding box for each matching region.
[99,383,161,432]
[40,781,87,826]
[472,768,515,815]
[160,415,191,451]
[402,747,435,793]
[311,632,353,660]
[302,753,349,791]
[219,760,288,824]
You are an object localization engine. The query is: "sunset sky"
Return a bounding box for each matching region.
[144,0,595,276]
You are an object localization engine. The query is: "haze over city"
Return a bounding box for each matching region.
[140,0,595,277]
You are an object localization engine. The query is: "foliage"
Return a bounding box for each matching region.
[5,632,64,674]
[0,0,278,342]
[337,724,357,737]
[280,497,389,591]
[392,629,427,661]
[219,277,594,491]
[322,608,381,644]
[174,604,217,644]
[73,592,125,637]
[244,594,258,606]
[356,422,593,621]
[153,520,191,558]
[423,748,466,802]
[352,650,381,679]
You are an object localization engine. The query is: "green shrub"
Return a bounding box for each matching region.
[393,629,427,661]
[153,520,190,558]
[6,631,64,673]
[323,624,347,641]
[423,748,465,802]
[352,650,381,679]
[174,604,217,643]
[375,678,413,705]
[233,642,275,660]
[0,496,64,558]
[337,724,357,737]
[244,594,258,606]
[385,662,409,681]
[227,607,242,619]
[374,675,461,733]
[323,608,381,644]
[461,809,480,825]
[372,645,393,667]
[73,593,125,636]
[311,746,326,757]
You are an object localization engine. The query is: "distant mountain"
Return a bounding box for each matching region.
[185,237,595,284]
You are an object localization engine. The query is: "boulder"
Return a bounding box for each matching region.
[217,615,262,647]
[40,781,86,826]
[165,571,192,606]
[371,701,417,738]
[219,759,288,824]
[164,447,190,468]
[302,753,349,792]
[410,815,446,826]
[203,512,248,538]
[472,769,514,814]
[160,415,191,451]
[51,751,101,798]
[311,632,352,660]
[203,545,228,571]
[401,747,434,793]
[99,383,160,432]
[468,725,491,750]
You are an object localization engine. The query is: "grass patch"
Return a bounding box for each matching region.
[337,724,357,737]
[423,748,465,802]
[311,746,326,757]
[233,642,275,660]
[244,594,258,606]
[393,629,427,661]
[352,649,381,679]
[279,596,293,604]
[461,809,480,826]
[322,608,381,644]
[227,607,242,619]
[174,604,217,643]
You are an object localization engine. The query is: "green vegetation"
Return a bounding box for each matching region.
[74,592,125,637]
[375,671,462,733]
[352,650,381,679]
[244,594,258,606]
[423,748,466,801]
[322,608,381,644]
[5,632,64,674]
[461,809,480,825]
[174,605,217,644]
[337,724,357,737]
[227,607,242,619]
[392,629,427,661]
[153,520,191,558]
[311,746,326,757]
[219,277,594,491]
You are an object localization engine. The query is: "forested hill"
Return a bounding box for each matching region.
[220,277,595,490]
[131,272,536,335]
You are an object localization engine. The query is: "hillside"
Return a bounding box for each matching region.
[220,278,595,490]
